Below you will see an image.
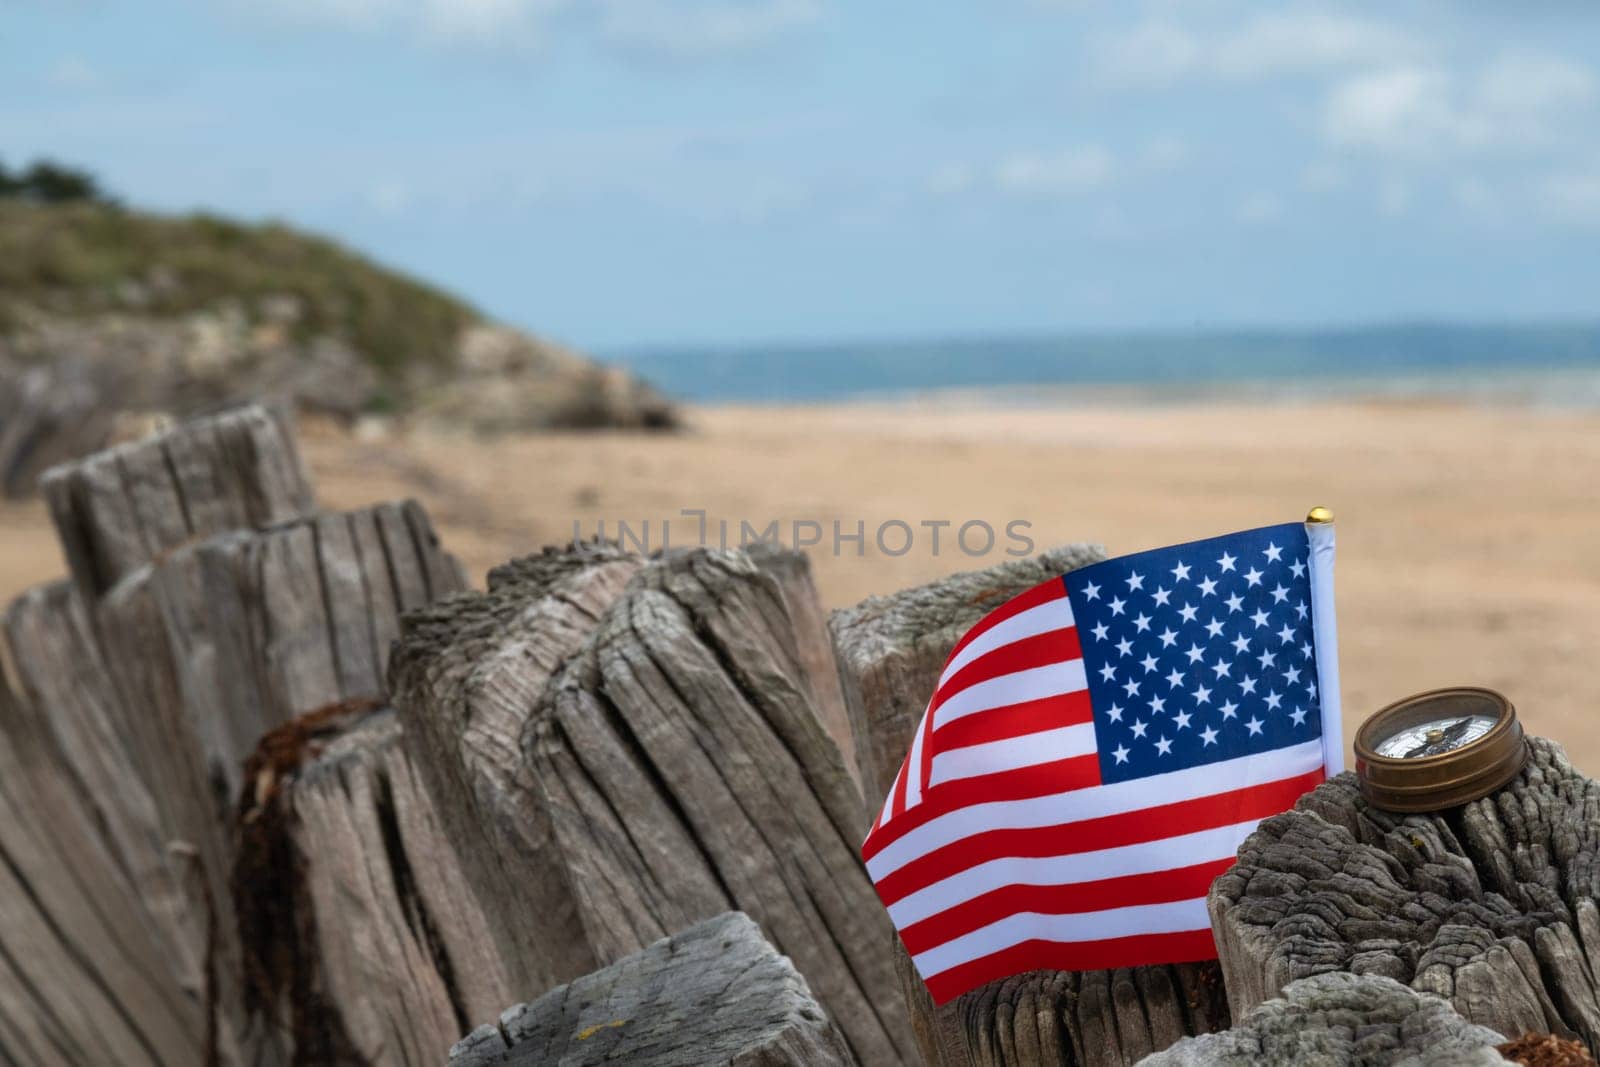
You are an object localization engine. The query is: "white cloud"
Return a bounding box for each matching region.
[1323,67,1486,155]
[1322,51,1597,159]
[600,0,821,60]
[1094,9,1419,90]
[1212,11,1418,82]
[1234,191,1283,226]
[238,0,562,44]
[837,188,906,230]
[993,146,1113,196]
[699,178,812,224]
[927,163,974,196]
[1301,161,1347,193]
[1139,135,1188,172]
[367,180,411,215]
[1537,171,1600,226]
[47,57,103,92]
[1478,51,1596,115]
[1094,19,1199,89]
[429,0,559,40]
[233,0,820,56]
[1453,177,1494,214]
[1091,204,1134,241]
[1378,177,1410,217]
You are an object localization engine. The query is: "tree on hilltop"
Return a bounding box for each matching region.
[0,158,116,205]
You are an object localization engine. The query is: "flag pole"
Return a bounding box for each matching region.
[1305,506,1343,775]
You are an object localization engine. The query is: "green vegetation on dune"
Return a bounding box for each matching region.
[0,199,481,377]
[0,159,676,445]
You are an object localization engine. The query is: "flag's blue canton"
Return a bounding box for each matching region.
[1065,523,1320,785]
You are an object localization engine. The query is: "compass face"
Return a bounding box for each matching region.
[1372,713,1497,759]
[1355,688,1527,812]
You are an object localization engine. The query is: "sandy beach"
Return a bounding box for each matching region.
[3,396,1598,774]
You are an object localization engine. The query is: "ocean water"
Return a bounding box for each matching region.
[608,323,1600,405]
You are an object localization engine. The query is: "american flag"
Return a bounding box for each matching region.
[862,522,1340,1004]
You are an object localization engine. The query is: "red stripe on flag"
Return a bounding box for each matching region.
[921,929,1218,1005]
[864,753,1104,862]
[897,857,1233,957]
[943,577,1068,666]
[924,752,1101,817]
[925,753,1103,813]
[930,689,1093,752]
[889,759,910,821]
[872,770,1322,907]
[931,627,1084,713]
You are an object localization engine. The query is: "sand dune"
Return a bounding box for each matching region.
[3,396,1597,774]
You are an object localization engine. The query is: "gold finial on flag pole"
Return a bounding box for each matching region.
[1306,506,1334,524]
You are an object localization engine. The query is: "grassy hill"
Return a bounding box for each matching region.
[0,198,674,496]
[0,198,673,426]
[0,201,479,380]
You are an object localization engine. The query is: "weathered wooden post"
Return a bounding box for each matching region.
[95,500,467,1063]
[1141,972,1511,1066]
[0,406,471,1065]
[746,542,877,802]
[0,404,324,1065]
[233,705,515,1065]
[448,912,856,1066]
[829,547,1233,1067]
[0,611,206,1066]
[40,403,314,601]
[390,543,918,1064]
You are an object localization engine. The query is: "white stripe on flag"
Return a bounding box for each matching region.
[912,898,1210,979]
[887,819,1258,928]
[932,659,1089,731]
[866,739,1323,881]
[938,597,1075,689]
[929,721,1096,787]
[878,764,903,827]
[904,699,930,809]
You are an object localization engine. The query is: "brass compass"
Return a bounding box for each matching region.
[1353,687,1528,812]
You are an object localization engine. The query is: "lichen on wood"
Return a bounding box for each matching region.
[1141,971,1510,1066]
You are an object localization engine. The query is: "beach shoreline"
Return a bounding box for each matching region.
[825,365,1600,411]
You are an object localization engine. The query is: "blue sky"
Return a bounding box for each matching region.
[3,1,1599,350]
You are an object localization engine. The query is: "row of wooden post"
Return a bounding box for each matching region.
[4,403,1595,1066]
